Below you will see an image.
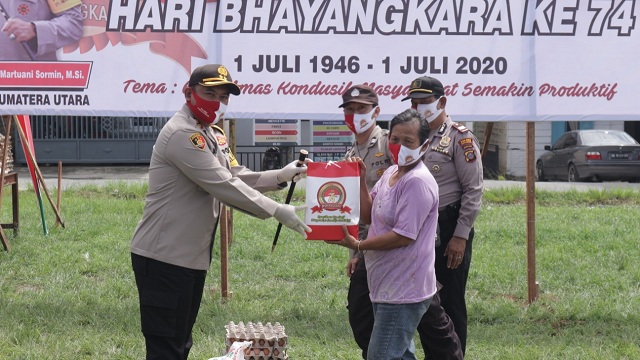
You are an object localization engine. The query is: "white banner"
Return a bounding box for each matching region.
[1,0,638,121]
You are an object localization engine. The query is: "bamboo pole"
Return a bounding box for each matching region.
[12,116,65,228]
[55,161,62,227]
[0,115,13,251]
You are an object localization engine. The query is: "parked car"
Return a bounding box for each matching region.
[536,130,640,182]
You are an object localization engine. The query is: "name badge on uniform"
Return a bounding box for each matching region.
[439,136,451,147]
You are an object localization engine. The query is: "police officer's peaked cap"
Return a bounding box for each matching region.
[401,76,445,101]
[189,64,241,95]
[339,84,379,108]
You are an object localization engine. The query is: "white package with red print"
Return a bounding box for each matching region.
[304,161,360,241]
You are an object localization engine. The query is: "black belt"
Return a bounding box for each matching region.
[438,200,461,221]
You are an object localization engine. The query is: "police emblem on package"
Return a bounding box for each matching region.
[305,161,360,241]
[189,133,206,150]
[311,182,351,214]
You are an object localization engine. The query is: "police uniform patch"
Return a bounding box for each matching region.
[216,135,228,146]
[374,152,384,158]
[431,164,441,173]
[458,138,473,147]
[439,136,451,147]
[464,149,477,163]
[376,168,385,178]
[459,138,477,163]
[189,133,206,150]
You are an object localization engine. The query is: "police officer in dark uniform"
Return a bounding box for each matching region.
[343,84,463,360]
[403,76,484,355]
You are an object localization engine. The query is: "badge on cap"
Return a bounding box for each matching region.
[440,136,451,147]
[189,133,206,150]
[351,88,360,97]
[218,66,229,81]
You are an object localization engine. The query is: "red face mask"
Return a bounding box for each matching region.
[388,142,401,165]
[186,90,226,125]
[388,139,428,166]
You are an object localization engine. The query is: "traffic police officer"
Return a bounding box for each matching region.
[403,76,484,355]
[130,64,311,359]
[342,84,463,359]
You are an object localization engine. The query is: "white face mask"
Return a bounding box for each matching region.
[389,140,429,166]
[416,100,443,123]
[345,106,377,135]
[211,102,227,125]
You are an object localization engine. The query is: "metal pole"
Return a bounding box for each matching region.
[526,121,539,304]
[271,149,308,252]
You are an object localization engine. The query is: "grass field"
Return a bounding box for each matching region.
[1,184,639,359]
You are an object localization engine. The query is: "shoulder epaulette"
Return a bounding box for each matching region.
[451,122,469,133]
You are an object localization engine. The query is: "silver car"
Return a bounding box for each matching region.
[537,130,640,182]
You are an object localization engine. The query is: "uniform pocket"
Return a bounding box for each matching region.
[139,290,179,337]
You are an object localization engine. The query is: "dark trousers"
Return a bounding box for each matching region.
[347,259,463,360]
[435,204,474,354]
[132,253,207,360]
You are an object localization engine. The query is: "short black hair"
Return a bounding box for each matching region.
[389,109,430,144]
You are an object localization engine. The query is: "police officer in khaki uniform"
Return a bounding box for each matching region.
[130,64,311,359]
[403,76,484,355]
[342,85,463,360]
[340,85,391,359]
[1,0,83,60]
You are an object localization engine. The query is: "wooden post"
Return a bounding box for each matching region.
[526,122,539,304]
[227,118,235,247]
[481,122,495,160]
[218,118,237,299]
[55,161,62,227]
[0,115,13,252]
[220,205,229,300]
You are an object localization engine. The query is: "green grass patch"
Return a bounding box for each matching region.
[0,185,638,359]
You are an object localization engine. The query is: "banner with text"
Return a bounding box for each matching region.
[1,0,638,121]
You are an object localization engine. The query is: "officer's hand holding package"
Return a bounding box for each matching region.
[274,158,312,237]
